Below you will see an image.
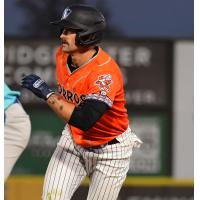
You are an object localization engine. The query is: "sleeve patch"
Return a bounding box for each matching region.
[95,74,113,95]
[85,94,113,107]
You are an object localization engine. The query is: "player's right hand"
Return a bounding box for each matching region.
[21,74,54,100]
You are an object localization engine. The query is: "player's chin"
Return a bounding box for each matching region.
[61,46,77,54]
[61,45,70,53]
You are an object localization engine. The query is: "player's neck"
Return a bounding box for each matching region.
[70,48,97,68]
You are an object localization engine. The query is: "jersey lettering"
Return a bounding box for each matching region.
[57,84,86,105]
[65,90,73,102]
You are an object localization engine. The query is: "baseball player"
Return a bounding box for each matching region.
[21,4,142,200]
[4,82,31,181]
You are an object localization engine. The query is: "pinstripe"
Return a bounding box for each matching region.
[89,146,111,199]
[61,143,76,198]
[111,144,125,199]
[96,146,110,200]
[91,146,112,200]
[49,140,70,199]
[43,148,58,195]
[61,138,86,200]
[43,137,67,199]
[87,148,104,200]
[67,155,83,192]
[67,159,86,196]
[101,144,115,200]
[104,144,117,200]
[64,154,84,198]
[97,129,138,200]
[107,144,117,200]
[93,148,106,199]
[42,127,141,200]
[85,149,92,176]
[44,137,65,193]
[112,144,120,199]
[86,151,96,199]
[90,150,96,177]
[86,151,91,174]
[115,139,128,199]
[89,148,100,200]
[56,142,72,199]
[54,140,72,199]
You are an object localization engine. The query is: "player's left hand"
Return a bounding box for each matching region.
[21,74,54,100]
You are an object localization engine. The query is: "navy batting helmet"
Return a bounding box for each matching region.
[51,4,106,46]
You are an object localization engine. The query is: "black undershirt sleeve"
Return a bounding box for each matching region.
[68,99,109,131]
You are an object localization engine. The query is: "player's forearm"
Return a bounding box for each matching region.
[47,93,75,122]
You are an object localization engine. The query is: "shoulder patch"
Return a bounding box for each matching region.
[95,74,113,95]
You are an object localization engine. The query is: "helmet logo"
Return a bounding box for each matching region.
[61,8,72,20]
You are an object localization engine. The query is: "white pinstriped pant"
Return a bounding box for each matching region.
[42,126,142,200]
[4,103,31,181]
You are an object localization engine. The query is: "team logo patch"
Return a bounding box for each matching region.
[61,8,72,20]
[95,74,113,95]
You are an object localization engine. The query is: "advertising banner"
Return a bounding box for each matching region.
[5,38,172,108]
[128,113,170,175]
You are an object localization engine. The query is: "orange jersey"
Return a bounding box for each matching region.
[56,46,129,147]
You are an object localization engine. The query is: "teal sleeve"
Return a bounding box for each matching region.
[4,83,21,110]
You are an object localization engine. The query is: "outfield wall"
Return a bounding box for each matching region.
[5,176,193,200]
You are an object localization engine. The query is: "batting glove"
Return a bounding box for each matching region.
[21,74,55,100]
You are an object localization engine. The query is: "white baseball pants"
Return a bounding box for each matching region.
[42,126,142,200]
[4,102,31,181]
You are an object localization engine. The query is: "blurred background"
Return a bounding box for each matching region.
[4,0,194,199]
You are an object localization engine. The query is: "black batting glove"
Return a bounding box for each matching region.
[21,74,55,100]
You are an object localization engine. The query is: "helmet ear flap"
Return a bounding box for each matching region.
[76,32,103,46]
[75,32,84,46]
[76,32,91,46]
